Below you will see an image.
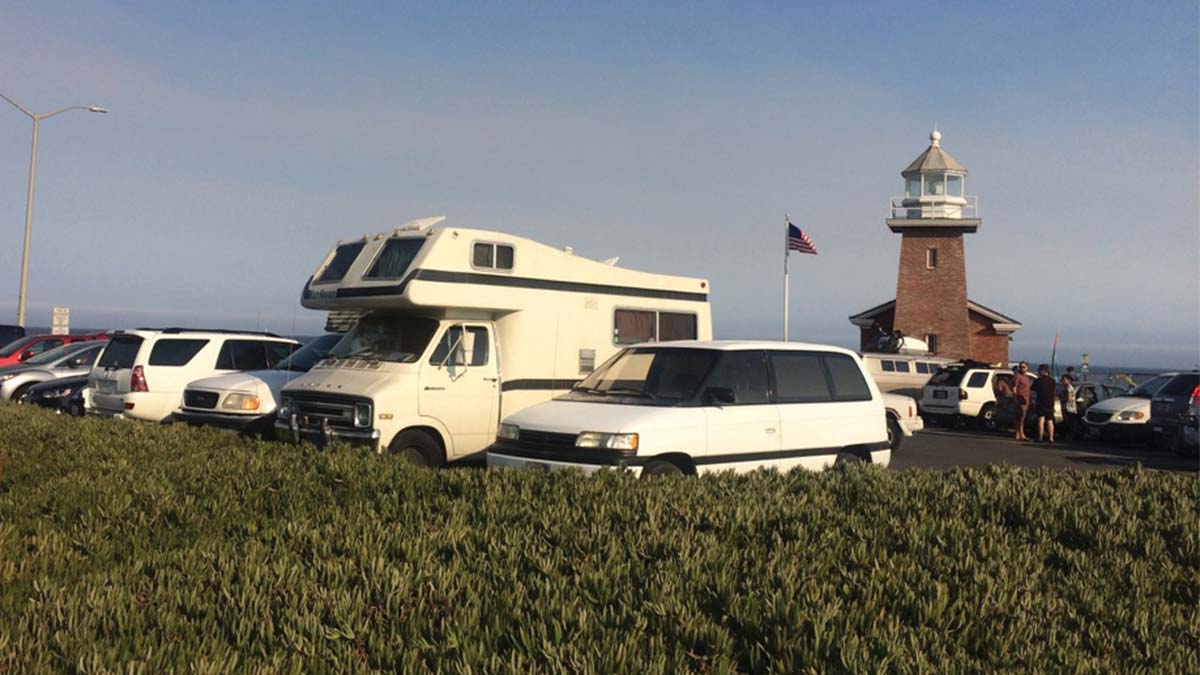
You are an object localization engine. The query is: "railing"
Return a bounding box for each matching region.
[889,195,978,219]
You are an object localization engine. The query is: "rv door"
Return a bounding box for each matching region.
[419,324,499,461]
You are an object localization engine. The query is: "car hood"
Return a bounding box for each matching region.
[881,392,917,415]
[505,399,688,435]
[1088,396,1150,414]
[282,365,417,400]
[187,371,271,395]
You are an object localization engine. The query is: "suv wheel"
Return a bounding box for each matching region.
[977,404,998,432]
[389,430,445,468]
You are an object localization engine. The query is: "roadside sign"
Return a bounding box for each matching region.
[51,307,69,335]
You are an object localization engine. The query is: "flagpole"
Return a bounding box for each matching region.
[783,213,790,341]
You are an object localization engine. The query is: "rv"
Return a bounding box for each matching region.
[276,217,713,465]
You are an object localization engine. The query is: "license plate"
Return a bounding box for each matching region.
[933,390,948,399]
[1086,427,1100,437]
[1152,426,1164,433]
[98,380,116,394]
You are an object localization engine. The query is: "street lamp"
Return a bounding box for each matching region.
[0,92,108,327]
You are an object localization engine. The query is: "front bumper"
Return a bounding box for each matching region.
[175,409,269,432]
[274,415,381,447]
[897,415,924,436]
[487,450,641,475]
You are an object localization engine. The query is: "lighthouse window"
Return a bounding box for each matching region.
[905,176,921,198]
[926,248,938,269]
[924,174,945,196]
[947,174,963,196]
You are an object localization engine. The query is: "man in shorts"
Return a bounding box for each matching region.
[1033,364,1058,443]
[1013,362,1032,441]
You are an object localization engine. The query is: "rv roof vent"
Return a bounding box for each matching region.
[395,215,447,234]
[600,256,620,266]
[563,246,574,255]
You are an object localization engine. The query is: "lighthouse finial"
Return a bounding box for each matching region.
[930,126,941,147]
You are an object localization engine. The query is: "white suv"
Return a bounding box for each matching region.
[919,362,1007,427]
[89,329,299,422]
[487,341,889,476]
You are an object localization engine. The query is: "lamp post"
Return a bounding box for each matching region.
[0,92,107,327]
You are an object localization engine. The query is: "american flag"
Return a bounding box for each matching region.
[787,222,818,255]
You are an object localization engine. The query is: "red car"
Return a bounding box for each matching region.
[0,333,108,367]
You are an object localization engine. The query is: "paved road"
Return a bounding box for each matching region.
[892,428,1198,472]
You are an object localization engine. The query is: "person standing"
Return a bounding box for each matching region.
[1034,364,1057,443]
[1060,374,1078,439]
[1013,362,1033,441]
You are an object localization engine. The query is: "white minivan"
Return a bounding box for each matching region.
[90,329,299,423]
[486,341,889,476]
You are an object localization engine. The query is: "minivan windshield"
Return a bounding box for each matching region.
[563,347,720,405]
[1129,374,1172,398]
[328,314,438,363]
[274,334,343,372]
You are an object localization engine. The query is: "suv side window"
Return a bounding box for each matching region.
[149,339,209,366]
[769,351,831,403]
[705,351,770,405]
[967,372,989,388]
[429,327,488,367]
[216,340,273,371]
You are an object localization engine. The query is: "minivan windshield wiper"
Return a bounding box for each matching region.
[606,387,657,400]
[572,385,608,396]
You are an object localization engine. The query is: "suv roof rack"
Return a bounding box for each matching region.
[132,327,282,338]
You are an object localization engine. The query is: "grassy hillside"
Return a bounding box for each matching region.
[0,405,1195,673]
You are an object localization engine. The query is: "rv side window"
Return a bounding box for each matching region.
[316,242,366,284]
[614,310,656,345]
[881,360,895,372]
[915,362,929,374]
[365,238,425,279]
[472,242,514,271]
[429,327,489,367]
[659,312,697,341]
[894,361,911,373]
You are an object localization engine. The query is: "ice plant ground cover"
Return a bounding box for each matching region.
[0,404,1195,673]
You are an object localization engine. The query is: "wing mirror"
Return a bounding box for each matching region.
[18,350,34,362]
[704,386,736,405]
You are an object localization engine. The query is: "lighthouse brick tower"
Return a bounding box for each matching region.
[850,130,1020,362]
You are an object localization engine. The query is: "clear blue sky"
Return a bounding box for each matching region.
[1,1,1196,367]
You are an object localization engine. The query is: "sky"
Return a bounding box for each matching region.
[0,0,1196,368]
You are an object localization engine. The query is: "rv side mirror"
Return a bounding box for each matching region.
[704,387,736,405]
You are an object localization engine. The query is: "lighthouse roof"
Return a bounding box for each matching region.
[901,129,967,176]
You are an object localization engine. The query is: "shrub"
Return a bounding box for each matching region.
[0,404,1196,673]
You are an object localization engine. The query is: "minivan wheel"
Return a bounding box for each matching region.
[886,417,903,451]
[390,430,444,468]
[641,459,684,477]
[835,452,866,466]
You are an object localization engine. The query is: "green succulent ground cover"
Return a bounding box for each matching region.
[0,405,1196,673]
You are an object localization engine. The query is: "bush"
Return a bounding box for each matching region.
[0,404,1196,673]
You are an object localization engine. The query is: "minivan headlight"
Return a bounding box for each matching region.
[353,402,372,428]
[222,393,261,412]
[576,431,638,451]
[497,423,520,441]
[1115,410,1145,421]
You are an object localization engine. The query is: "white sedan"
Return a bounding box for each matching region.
[882,392,923,451]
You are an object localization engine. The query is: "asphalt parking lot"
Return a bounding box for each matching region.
[893,427,1198,472]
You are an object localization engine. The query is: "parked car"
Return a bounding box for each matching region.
[1183,387,1199,454]
[1082,374,1173,444]
[919,361,1009,429]
[1148,371,1200,454]
[20,375,89,416]
[0,325,24,347]
[487,341,889,476]
[0,332,106,367]
[0,341,105,401]
[88,329,299,423]
[175,334,342,437]
[882,392,923,451]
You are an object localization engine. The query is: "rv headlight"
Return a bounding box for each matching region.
[1115,410,1145,421]
[353,402,372,428]
[576,431,639,451]
[497,423,520,441]
[277,398,293,419]
[222,393,261,412]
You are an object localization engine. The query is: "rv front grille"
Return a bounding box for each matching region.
[183,390,220,410]
[285,393,370,429]
[1086,410,1112,424]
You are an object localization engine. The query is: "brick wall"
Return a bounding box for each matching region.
[969,310,1010,364]
[892,229,972,359]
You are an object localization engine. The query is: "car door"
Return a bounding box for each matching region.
[699,350,780,473]
[418,324,499,459]
[769,350,839,470]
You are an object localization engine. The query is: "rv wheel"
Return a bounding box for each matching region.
[390,430,444,468]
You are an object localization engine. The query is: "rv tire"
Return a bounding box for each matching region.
[390,430,445,468]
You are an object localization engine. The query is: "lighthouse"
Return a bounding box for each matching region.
[849,130,1020,363]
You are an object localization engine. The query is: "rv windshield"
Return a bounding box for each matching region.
[328,314,438,363]
[563,347,719,405]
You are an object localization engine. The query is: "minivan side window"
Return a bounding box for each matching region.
[966,372,989,388]
[429,327,488,367]
[823,354,872,401]
[148,339,209,367]
[770,351,832,403]
[704,351,770,405]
